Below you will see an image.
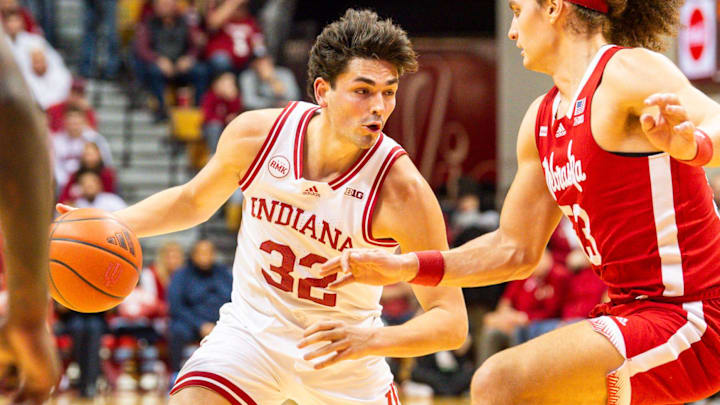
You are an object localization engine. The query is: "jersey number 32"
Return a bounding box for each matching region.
[259,240,337,307]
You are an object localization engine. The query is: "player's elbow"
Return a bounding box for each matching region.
[446,319,469,350]
[508,243,543,280]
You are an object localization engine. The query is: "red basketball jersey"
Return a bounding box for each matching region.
[535,45,720,302]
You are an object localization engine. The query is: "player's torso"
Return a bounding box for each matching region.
[535,45,720,302]
[230,101,407,334]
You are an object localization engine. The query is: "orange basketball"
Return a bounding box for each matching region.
[49,208,142,313]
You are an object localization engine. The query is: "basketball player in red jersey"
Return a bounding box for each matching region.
[319,0,720,404]
[60,9,467,405]
[0,26,61,403]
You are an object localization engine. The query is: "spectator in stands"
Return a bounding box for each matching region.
[134,0,208,121]
[254,0,296,62]
[58,142,116,204]
[167,239,231,374]
[154,241,186,293]
[201,71,242,153]
[18,0,55,44]
[205,0,267,76]
[239,55,299,110]
[72,171,126,212]
[1,0,41,34]
[55,306,106,398]
[450,192,499,237]
[547,217,578,265]
[2,8,71,109]
[561,249,607,321]
[79,0,120,79]
[478,249,569,363]
[47,77,98,133]
[52,106,113,190]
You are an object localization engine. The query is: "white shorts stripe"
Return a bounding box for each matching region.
[179,376,253,405]
[648,154,684,297]
[589,317,627,357]
[627,301,707,377]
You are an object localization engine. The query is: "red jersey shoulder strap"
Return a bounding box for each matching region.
[581,45,625,101]
[535,87,560,148]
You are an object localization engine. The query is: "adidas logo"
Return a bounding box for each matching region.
[303,185,321,197]
[107,230,136,256]
[556,123,567,138]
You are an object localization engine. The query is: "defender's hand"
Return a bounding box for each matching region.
[55,203,76,215]
[641,93,698,161]
[0,323,60,404]
[298,321,378,369]
[318,250,418,288]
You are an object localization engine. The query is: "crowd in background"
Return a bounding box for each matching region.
[0,0,715,400]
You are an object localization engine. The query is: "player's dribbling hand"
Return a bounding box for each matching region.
[297,320,378,369]
[318,249,418,289]
[641,93,698,161]
[0,322,61,404]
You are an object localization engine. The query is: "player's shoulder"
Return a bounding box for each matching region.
[214,107,286,158]
[378,155,434,211]
[604,47,686,89]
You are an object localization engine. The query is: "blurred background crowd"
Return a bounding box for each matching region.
[0,0,717,401]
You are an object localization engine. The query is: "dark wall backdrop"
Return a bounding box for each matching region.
[293,0,495,37]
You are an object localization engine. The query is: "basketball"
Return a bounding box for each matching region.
[49,208,142,313]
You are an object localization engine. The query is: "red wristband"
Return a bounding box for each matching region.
[409,251,445,286]
[680,129,713,167]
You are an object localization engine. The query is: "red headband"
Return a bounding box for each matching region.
[566,0,608,14]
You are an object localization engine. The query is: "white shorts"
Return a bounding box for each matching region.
[170,307,401,405]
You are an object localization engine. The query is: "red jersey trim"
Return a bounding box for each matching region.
[329,133,385,190]
[238,101,298,191]
[293,107,320,179]
[362,146,407,247]
[170,371,258,405]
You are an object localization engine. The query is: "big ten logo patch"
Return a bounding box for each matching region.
[103,262,121,288]
[344,188,364,200]
[268,156,290,178]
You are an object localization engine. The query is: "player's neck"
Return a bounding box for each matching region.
[550,34,608,102]
[302,114,365,181]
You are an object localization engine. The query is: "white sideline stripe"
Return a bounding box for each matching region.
[628,301,707,377]
[648,154,684,297]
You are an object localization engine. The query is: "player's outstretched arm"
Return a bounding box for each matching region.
[107,109,281,238]
[300,156,468,367]
[614,48,720,167]
[320,97,562,288]
[0,25,60,403]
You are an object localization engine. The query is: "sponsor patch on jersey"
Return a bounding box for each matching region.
[268,155,290,178]
[574,98,586,116]
[344,187,364,200]
[303,185,321,197]
[539,126,548,137]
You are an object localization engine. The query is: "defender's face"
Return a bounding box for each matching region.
[507,0,553,71]
[322,58,399,149]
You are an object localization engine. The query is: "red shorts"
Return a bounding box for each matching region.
[589,299,720,405]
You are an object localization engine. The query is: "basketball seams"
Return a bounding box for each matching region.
[47,267,79,311]
[50,238,140,275]
[49,259,125,300]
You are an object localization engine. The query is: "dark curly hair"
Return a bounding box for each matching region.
[306,9,419,102]
[537,0,682,51]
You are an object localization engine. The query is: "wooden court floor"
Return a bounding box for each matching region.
[0,392,470,405]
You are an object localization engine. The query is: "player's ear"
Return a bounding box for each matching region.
[546,0,563,23]
[314,77,330,108]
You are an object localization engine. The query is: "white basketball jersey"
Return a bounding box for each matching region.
[227,101,407,338]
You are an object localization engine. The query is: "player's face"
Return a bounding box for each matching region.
[507,0,555,72]
[321,58,399,149]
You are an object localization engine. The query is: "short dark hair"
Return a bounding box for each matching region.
[306,9,418,101]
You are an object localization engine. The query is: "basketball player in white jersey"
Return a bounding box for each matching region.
[318,1,720,404]
[60,9,467,404]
